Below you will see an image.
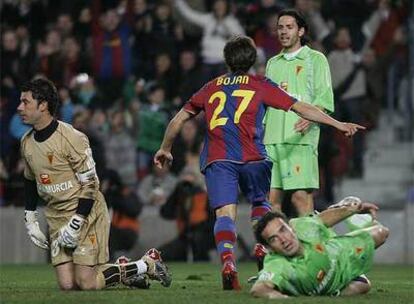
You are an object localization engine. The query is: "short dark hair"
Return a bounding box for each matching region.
[21,78,59,115]
[223,36,257,73]
[254,211,288,246]
[277,9,309,46]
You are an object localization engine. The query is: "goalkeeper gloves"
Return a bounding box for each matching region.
[24,210,49,250]
[57,214,85,248]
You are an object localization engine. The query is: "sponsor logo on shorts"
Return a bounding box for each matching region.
[37,180,74,194]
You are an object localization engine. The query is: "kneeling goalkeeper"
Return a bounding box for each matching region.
[19,78,171,290]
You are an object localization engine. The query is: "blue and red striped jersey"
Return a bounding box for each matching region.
[183,73,297,171]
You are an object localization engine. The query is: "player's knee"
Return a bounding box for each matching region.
[250,283,261,297]
[58,281,76,291]
[372,225,390,247]
[378,225,390,244]
[291,191,307,205]
[250,282,266,298]
[75,273,97,290]
[357,280,371,294]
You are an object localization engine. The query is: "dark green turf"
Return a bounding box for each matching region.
[0,263,413,304]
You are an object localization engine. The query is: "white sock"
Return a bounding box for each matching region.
[135,259,148,275]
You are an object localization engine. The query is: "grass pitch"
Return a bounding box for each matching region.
[1,263,413,304]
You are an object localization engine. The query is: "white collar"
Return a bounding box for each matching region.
[283,47,304,60]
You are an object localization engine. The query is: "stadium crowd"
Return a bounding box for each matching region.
[0,0,410,258]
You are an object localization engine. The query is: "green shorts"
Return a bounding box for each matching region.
[265,144,319,190]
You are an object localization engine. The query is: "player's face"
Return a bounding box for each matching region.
[17,91,45,126]
[277,16,304,52]
[261,218,300,256]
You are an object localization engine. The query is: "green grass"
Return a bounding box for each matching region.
[1,263,413,304]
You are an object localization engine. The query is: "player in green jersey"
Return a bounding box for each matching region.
[264,9,335,216]
[250,199,389,298]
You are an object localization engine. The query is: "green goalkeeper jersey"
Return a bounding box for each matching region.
[263,46,334,147]
[258,216,375,296]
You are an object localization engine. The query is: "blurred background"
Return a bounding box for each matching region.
[0,0,413,265]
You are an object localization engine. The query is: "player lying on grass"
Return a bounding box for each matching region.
[19,78,171,290]
[250,197,389,298]
[154,35,364,290]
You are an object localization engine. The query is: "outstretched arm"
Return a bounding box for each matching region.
[250,281,289,299]
[291,101,365,137]
[318,199,379,227]
[154,109,193,169]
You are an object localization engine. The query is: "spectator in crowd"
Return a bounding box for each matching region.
[131,0,153,78]
[253,11,282,62]
[360,27,406,128]
[58,87,74,124]
[321,0,373,52]
[138,164,177,206]
[56,13,74,39]
[90,1,132,106]
[328,27,367,178]
[151,52,177,102]
[170,119,202,175]
[1,29,31,88]
[159,169,214,261]
[294,0,331,45]
[173,49,204,108]
[72,110,107,180]
[239,0,286,38]
[61,36,90,88]
[70,74,103,109]
[174,0,245,81]
[149,2,182,61]
[104,109,138,187]
[36,29,64,85]
[0,0,47,41]
[136,84,169,178]
[102,170,143,260]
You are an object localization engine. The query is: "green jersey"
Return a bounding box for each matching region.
[263,46,334,147]
[258,216,375,296]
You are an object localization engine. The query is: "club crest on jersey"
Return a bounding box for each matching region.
[280,81,288,91]
[296,65,303,75]
[47,152,54,164]
[40,174,51,184]
[88,234,96,245]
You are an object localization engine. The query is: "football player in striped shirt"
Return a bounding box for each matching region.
[154,36,364,290]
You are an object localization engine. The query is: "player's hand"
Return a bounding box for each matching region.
[153,149,173,169]
[24,210,49,250]
[337,122,366,137]
[294,118,311,133]
[57,214,85,248]
[357,202,379,220]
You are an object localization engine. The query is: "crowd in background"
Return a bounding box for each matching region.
[0,0,410,258]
